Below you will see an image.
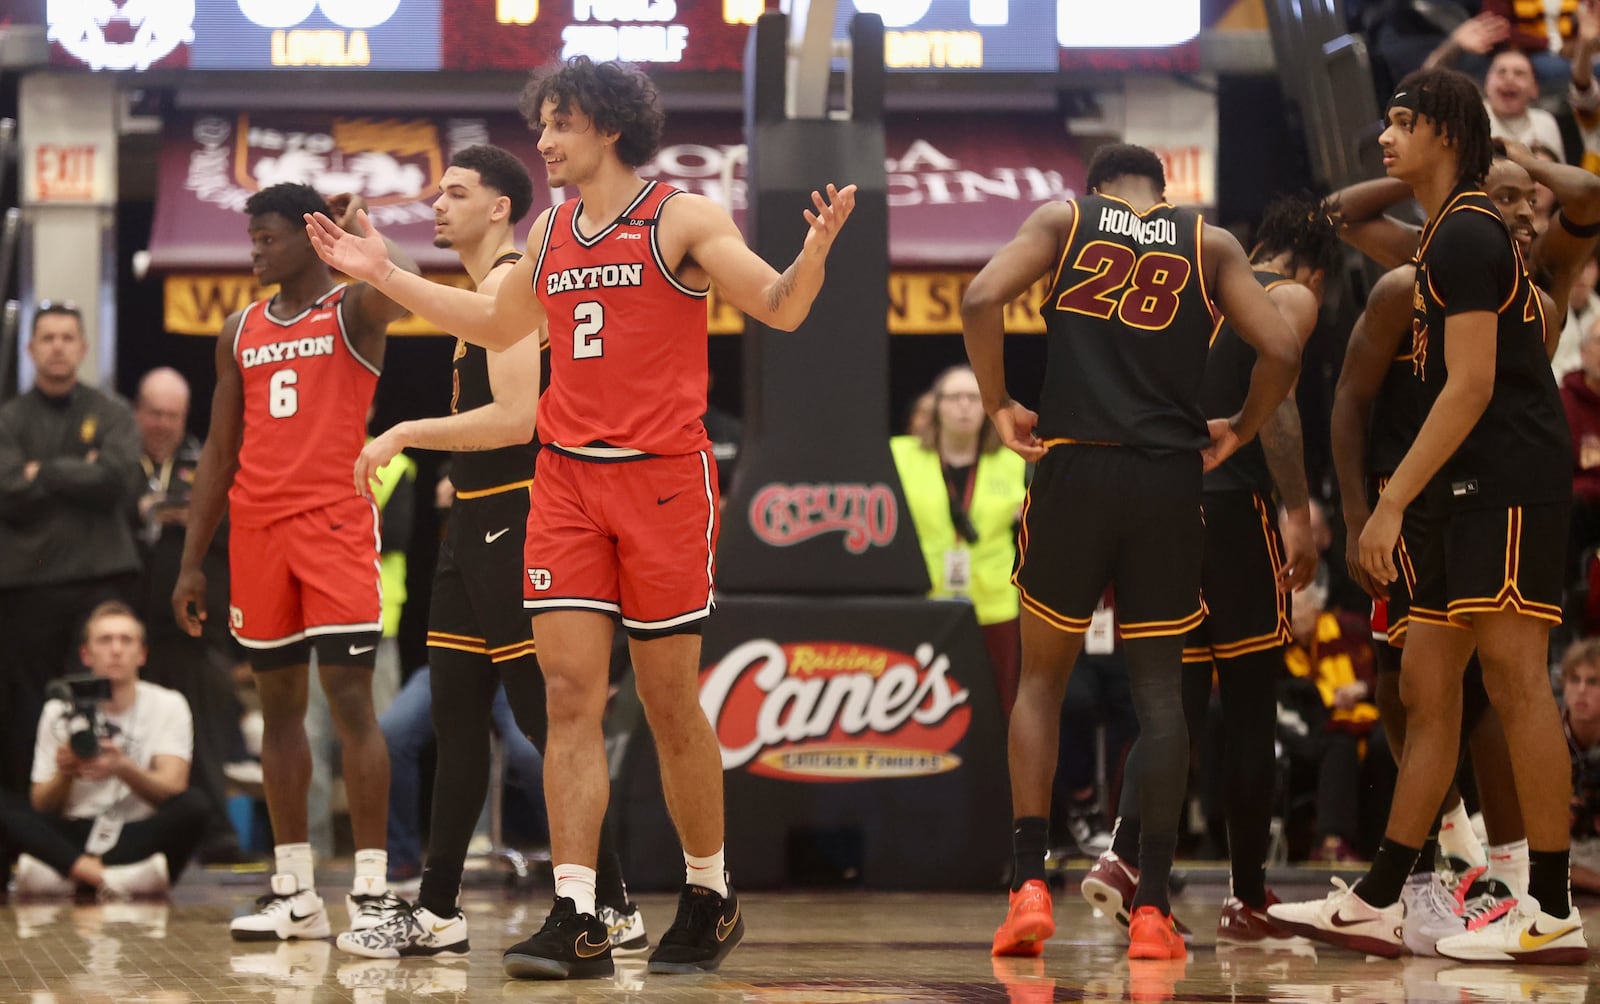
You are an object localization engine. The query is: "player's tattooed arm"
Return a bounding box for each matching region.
[673,186,856,331]
[764,264,799,315]
[1260,398,1309,511]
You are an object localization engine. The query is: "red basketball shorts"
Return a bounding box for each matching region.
[524,449,719,633]
[228,494,383,650]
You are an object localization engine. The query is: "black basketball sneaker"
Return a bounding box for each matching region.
[502,897,614,980]
[647,879,744,974]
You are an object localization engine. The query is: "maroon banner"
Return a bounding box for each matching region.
[150,112,1085,271]
[148,111,549,271]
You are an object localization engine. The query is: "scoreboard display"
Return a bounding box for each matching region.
[47,0,1184,72]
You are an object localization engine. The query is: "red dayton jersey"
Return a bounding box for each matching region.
[531,181,712,458]
[230,285,380,527]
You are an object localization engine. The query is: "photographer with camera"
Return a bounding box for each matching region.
[0,602,206,898]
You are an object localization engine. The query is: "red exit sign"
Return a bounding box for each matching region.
[32,143,102,202]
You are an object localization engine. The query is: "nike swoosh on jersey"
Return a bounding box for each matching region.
[485,527,511,543]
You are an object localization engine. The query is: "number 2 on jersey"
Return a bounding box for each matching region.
[573,300,604,359]
[1056,241,1192,330]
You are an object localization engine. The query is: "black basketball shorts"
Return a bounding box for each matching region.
[428,487,538,663]
[1183,490,1292,664]
[1014,445,1204,640]
[1409,502,1567,631]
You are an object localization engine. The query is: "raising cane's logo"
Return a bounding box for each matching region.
[700,639,971,783]
[749,482,898,554]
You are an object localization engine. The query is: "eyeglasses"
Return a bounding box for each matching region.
[36,299,82,317]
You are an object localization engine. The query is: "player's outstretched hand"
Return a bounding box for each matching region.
[171,565,208,638]
[1201,418,1240,472]
[992,399,1045,463]
[802,184,857,258]
[305,208,391,284]
[354,426,406,500]
[1357,498,1402,587]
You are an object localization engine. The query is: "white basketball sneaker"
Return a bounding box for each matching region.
[1435,899,1588,965]
[231,873,331,942]
[1266,878,1404,958]
[599,902,650,954]
[346,875,405,932]
[337,902,469,959]
[1400,872,1464,956]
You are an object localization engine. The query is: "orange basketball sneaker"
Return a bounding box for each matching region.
[992,880,1055,957]
[1128,905,1187,960]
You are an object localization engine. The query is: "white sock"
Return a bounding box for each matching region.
[685,847,728,897]
[1487,839,1530,900]
[353,849,388,892]
[554,864,597,916]
[1438,801,1487,869]
[275,843,315,892]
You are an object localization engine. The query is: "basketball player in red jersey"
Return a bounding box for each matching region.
[306,56,855,980]
[174,183,417,942]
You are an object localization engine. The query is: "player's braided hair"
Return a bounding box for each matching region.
[520,56,665,169]
[244,182,331,224]
[1084,143,1166,195]
[1250,193,1343,278]
[1391,68,1493,188]
[450,145,535,224]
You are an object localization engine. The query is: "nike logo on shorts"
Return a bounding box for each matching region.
[656,493,681,506]
[485,528,511,543]
[348,644,376,656]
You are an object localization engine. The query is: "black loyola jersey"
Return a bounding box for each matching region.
[1200,270,1294,494]
[1412,188,1570,510]
[1039,194,1216,452]
[448,251,545,495]
[1367,262,1424,480]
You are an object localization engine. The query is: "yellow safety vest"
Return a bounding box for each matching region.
[890,436,1026,625]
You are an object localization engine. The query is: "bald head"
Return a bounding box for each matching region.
[136,367,190,462]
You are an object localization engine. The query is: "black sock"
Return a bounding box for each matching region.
[1111,735,1143,867]
[595,816,631,912]
[1111,813,1141,865]
[1130,831,1177,913]
[1122,635,1189,915]
[1353,838,1421,908]
[1411,833,1440,876]
[1011,817,1049,889]
[416,648,505,918]
[1528,849,1572,918]
[1214,650,1279,909]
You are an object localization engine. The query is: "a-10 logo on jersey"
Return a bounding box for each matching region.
[545,263,645,296]
[240,334,336,369]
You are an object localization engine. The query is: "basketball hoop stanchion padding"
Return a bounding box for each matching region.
[612,13,1010,892]
[714,11,929,596]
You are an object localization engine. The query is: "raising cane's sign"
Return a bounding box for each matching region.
[700,639,972,783]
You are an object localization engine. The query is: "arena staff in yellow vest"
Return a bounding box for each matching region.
[891,365,1027,712]
[367,445,416,650]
